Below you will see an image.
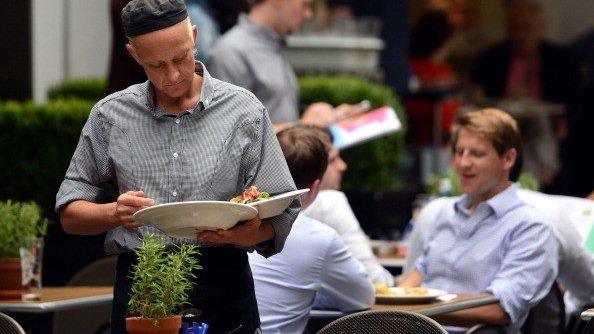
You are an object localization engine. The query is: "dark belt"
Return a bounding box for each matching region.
[111,246,260,334]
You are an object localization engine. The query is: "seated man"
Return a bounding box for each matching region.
[406,190,594,333]
[301,127,394,286]
[399,108,558,332]
[249,125,375,334]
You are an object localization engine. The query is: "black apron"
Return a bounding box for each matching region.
[111,246,260,334]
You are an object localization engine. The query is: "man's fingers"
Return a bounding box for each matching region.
[125,190,145,197]
[119,194,155,207]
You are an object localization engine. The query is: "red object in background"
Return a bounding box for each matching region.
[405,98,460,145]
[406,59,460,145]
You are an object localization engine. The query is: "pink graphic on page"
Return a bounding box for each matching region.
[341,106,390,132]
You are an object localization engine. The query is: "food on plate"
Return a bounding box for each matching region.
[374,283,429,296]
[230,186,270,204]
[402,287,429,296]
[374,283,391,295]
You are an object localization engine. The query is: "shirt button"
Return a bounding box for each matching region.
[175,119,180,124]
[172,191,178,197]
[173,152,179,158]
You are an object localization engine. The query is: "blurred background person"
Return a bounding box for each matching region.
[473,0,579,193]
[208,0,369,131]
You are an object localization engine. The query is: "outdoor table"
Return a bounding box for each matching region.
[0,287,113,333]
[0,286,113,313]
[310,293,499,320]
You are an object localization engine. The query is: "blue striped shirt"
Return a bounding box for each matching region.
[415,185,558,332]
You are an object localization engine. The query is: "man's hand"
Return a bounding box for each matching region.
[113,190,155,229]
[301,102,336,127]
[301,101,370,127]
[196,216,274,247]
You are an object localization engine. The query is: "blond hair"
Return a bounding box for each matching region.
[451,108,521,157]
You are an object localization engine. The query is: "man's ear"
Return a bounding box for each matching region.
[309,179,321,196]
[192,25,198,43]
[125,43,141,65]
[503,148,517,172]
[301,179,321,208]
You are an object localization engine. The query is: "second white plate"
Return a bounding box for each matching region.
[248,188,309,219]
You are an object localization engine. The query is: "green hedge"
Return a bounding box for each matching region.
[299,76,406,190]
[0,99,93,214]
[48,78,106,101]
[45,76,406,190]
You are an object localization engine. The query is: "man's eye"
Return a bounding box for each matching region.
[173,58,183,63]
[149,63,163,68]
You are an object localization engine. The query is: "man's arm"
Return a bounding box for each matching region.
[319,232,375,311]
[198,106,298,254]
[433,302,510,327]
[60,191,155,235]
[398,268,423,287]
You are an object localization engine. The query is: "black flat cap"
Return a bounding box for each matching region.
[122,0,188,37]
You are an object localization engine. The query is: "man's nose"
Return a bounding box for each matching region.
[165,64,181,81]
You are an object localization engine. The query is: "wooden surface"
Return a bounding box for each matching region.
[372,293,497,315]
[0,286,113,313]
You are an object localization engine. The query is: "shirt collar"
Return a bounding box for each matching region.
[237,14,285,50]
[145,61,217,118]
[454,183,521,219]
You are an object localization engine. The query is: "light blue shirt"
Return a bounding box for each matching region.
[415,185,558,332]
[249,214,375,334]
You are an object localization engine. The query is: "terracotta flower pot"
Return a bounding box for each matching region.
[126,315,182,334]
[0,258,24,299]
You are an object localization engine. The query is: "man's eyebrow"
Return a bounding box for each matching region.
[174,49,191,59]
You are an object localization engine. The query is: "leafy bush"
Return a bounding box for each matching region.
[0,99,93,214]
[48,78,107,101]
[299,76,407,190]
[128,235,200,322]
[0,200,50,258]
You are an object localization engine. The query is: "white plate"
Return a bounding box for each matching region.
[375,287,447,304]
[133,201,258,238]
[248,189,309,219]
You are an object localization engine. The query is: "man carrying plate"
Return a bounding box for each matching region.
[55,1,298,333]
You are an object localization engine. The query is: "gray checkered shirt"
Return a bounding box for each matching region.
[56,63,299,256]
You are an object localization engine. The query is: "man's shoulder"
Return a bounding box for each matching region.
[290,215,340,245]
[503,198,552,233]
[211,25,253,54]
[211,77,265,111]
[91,83,146,118]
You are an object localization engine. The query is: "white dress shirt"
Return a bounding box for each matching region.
[249,214,375,334]
[302,190,395,286]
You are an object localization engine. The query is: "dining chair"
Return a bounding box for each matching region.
[0,312,26,334]
[52,255,117,334]
[317,310,448,334]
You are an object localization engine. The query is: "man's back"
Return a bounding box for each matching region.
[208,14,299,124]
[303,189,394,285]
[248,214,374,334]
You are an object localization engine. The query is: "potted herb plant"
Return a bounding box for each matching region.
[126,234,200,334]
[0,200,49,298]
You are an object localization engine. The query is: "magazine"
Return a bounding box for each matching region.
[329,105,402,150]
